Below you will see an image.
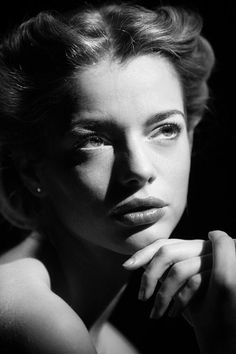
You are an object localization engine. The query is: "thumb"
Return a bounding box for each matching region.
[208,230,236,287]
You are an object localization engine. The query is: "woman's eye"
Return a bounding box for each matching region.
[150,123,182,140]
[85,136,105,148]
[73,135,109,150]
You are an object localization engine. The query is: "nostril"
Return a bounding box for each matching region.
[120,168,156,187]
[148,175,155,184]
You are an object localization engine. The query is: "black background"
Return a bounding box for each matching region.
[0,1,235,353]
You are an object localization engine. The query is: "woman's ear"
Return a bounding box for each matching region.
[15,155,47,198]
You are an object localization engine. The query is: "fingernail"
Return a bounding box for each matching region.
[122,257,135,268]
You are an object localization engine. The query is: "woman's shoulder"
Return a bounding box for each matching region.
[0,234,51,324]
[0,252,97,353]
[0,232,51,292]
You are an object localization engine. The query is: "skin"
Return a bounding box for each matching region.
[0,54,235,353]
[186,231,236,354]
[31,54,195,323]
[37,54,191,255]
[24,54,196,350]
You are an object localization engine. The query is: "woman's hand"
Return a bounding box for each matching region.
[123,231,236,353]
[0,258,96,354]
[122,237,213,318]
[185,231,236,354]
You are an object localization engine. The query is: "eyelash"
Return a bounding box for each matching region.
[148,122,182,140]
[73,122,183,151]
[73,134,109,150]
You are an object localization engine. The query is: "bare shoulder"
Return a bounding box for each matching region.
[0,257,96,353]
[0,232,51,290]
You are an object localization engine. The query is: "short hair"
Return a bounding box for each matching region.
[0,2,215,229]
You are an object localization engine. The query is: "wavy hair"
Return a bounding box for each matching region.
[0,2,215,229]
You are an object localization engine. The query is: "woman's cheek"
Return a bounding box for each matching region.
[74,148,115,197]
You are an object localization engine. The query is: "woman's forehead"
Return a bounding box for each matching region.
[71,55,184,126]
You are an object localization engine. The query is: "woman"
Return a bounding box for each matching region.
[0,3,235,353]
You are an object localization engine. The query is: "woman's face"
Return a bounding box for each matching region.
[38,55,192,255]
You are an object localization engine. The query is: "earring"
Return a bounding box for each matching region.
[36,187,42,194]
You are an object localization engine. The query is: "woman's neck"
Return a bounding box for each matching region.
[39,220,131,329]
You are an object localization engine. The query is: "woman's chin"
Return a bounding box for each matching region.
[120,223,173,254]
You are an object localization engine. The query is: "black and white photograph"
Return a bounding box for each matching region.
[0,1,235,353]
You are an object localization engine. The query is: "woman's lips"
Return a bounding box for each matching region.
[113,207,166,226]
[109,197,168,227]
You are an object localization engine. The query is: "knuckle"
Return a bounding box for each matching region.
[142,270,156,286]
[175,292,186,307]
[144,262,153,273]
[158,245,172,263]
[187,274,201,291]
[169,263,185,281]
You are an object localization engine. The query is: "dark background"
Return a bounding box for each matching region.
[0,0,235,353]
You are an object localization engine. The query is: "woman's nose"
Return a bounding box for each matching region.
[117,140,157,188]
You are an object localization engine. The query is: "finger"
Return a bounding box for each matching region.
[169,270,211,318]
[209,230,236,288]
[122,238,183,269]
[149,254,212,318]
[123,238,211,270]
[138,240,211,300]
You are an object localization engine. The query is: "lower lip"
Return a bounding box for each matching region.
[112,207,166,227]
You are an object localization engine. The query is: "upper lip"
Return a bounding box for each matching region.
[109,197,168,216]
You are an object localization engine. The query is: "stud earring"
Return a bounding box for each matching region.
[36,187,42,193]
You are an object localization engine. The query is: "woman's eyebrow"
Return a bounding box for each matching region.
[69,109,185,133]
[70,119,115,133]
[145,110,185,126]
